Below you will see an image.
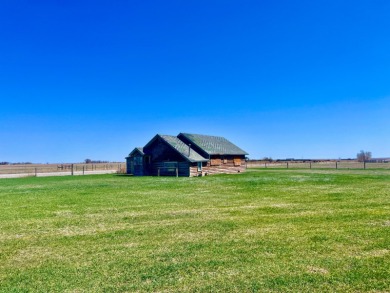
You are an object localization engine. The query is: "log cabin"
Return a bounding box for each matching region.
[126,133,248,177]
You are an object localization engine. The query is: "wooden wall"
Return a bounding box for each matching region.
[151,162,190,177]
[126,155,145,176]
[126,158,131,174]
[144,137,184,163]
[190,155,247,176]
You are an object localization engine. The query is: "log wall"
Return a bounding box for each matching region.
[190,155,246,177]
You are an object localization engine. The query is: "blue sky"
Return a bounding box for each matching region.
[1,0,389,162]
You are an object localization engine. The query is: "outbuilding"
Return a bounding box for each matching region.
[126,133,248,177]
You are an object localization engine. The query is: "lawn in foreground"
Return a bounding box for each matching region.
[0,169,389,292]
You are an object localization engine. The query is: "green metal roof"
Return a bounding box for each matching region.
[130,133,248,161]
[159,135,208,162]
[127,147,144,157]
[179,133,248,155]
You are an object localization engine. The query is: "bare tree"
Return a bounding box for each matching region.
[357,150,372,162]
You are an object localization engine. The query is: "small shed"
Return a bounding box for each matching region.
[126,147,145,176]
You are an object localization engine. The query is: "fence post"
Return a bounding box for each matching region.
[71,164,74,176]
[310,162,312,169]
[287,162,289,169]
[336,162,338,169]
[176,167,178,177]
[35,167,37,177]
[83,166,85,175]
[158,168,160,177]
[364,161,366,169]
[265,163,267,168]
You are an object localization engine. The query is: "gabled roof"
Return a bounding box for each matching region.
[135,147,144,155]
[159,135,208,162]
[127,147,144,157]
[129,133,248,161]
[178,133,248,155]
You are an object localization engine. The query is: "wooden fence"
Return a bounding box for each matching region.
[246,161,390,170]
[0,163,125,177]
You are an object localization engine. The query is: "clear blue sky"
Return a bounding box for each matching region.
[1,0,389,162]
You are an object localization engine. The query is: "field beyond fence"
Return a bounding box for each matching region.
[246,160,390,169]
[0,163,125,178]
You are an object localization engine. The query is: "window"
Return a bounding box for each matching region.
[133,156,142,166]
[197,162,202,171]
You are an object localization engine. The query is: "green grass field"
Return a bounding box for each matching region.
[0,169,389,292]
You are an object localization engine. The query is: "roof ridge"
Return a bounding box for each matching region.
[158,134,208,162]
[178,133,248,155]
[180,132,225,138]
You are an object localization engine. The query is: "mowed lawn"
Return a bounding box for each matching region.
[0,170,389,292]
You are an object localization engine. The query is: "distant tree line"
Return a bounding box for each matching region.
[84,159,110,164]
[262,157,273,162]
[356,150,372,162]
